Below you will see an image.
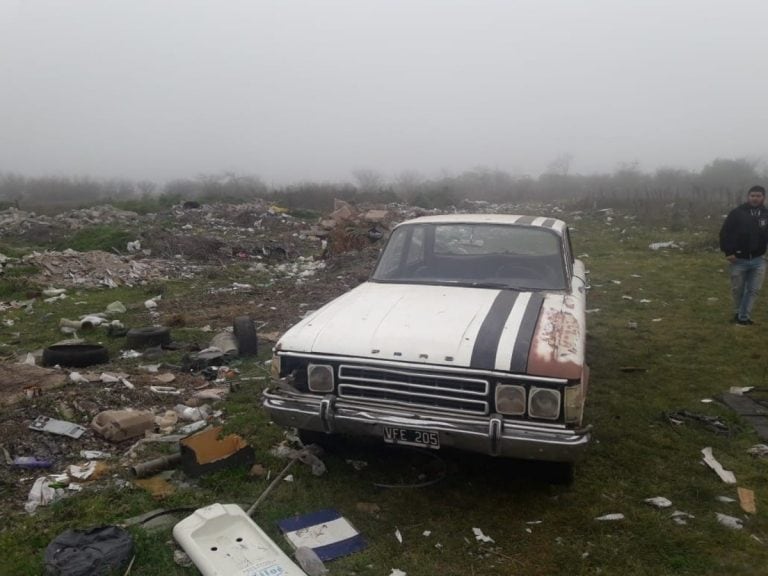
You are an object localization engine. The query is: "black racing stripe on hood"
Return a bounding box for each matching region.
[510,293,544,373]
[470,290,519,370]
[516,215,536,225]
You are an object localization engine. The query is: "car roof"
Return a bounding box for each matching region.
[396,213,567,234]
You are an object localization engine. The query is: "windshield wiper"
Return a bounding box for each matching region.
[466,282,542,291]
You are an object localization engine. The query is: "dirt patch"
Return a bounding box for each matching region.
[0,364,68,405]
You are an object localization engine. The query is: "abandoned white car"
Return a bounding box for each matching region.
[264,214,590,467]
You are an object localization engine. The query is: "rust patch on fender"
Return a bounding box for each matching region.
[527,308,583,379]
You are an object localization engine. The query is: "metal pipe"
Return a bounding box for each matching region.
[130,453,181,478]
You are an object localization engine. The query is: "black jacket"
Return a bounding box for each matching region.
[719,203,768,258]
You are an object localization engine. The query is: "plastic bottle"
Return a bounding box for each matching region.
[12,456,53,469]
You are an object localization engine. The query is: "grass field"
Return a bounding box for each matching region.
[1,205,767,576]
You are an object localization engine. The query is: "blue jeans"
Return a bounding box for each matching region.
[730,257,766,321]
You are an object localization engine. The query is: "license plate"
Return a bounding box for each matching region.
[383,426,440,449]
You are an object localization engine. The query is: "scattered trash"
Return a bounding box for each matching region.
[644,496,672,509]
[627,321,638,329]
[29,416,87,439]
[738,487,756,514]
[174,403,210,422]
[91,410,155,442]
[395,528,403,544]
[277,509,367,561]
[665,411,730,434]
[729,386,755,395]
[701,447,737,484]
[715,512,743,530]
[284,474,294,483]
[389,570,407,576]
[67,461,105,480]
[179,426,255,477]
[12,456,53,469]
[594,513,624,521]
[716,496,737,503]
[649,241,680,250]
[178,420,208,435]
[747,444,768,458]
[80,450,110,460]
[43,525,134,576]
[69,371,89,384]
[105,301,127,314]
[150,385,180,396]
[294,546,329,576]
[42,343,109,368]
[720,393,768,441]
[154,372,176,384]
[174,504,307,576]
[670,511,695,525]
[472,527,495,542]
[25,475,67,514]
[701,398,714,404]
[423,530,432,536]
[131,454,182,479]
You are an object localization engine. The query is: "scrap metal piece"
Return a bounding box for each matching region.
[29,416,86,439]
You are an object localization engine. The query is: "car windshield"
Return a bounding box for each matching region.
[372,222,567,290]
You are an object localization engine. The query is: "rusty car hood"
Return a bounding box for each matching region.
[277,281,585,376]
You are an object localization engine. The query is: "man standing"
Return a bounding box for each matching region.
[720,185,768,325]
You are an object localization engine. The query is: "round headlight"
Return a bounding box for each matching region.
[528,387,561,420]
[495,384,526,416]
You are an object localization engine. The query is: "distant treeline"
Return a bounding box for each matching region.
[0,158,765,214]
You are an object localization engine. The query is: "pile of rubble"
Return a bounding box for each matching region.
[22,250,202,288]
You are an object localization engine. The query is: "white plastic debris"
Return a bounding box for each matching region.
[716,496,737,503]
[126,240,141,252]
[178,420,208,435]
[622,295,633,301]
[729,386,754,395]
[701,447,736,484]
[44,294,67,303]
[747,444,768,458]
[644,497,673,509]
[24,476,66,514]
[395,529,403,544]
[649,241,680,250]
[100,373,120,383]
[174,404,210,421]
[716,513,743,530]
[67,461,98,480]
[594,513,624,521]
[670,511,695,525]
[21,353,36,366]
[80,450,110,460]
[105,301,127,314]
[121,378,135,390]
[423,530,431,537]
[69,372,89,384]
[150,385,180,395]
[42,288,66,297]
[700,398,714,403]
[639,299,652,303]
[472,527,494,543]
[140,364,161,373]
[144,296,161,309]
[121,350,142,359]
[389,570,407,576]
[284,474,294,483]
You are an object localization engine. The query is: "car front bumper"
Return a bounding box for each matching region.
[263,389,591,462]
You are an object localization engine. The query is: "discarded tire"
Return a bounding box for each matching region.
[42,344,109,368]
[125,326,171,349]
[43,525,134,576]
[233,316,258,356]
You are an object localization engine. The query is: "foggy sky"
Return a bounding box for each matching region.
[1,0,767,185]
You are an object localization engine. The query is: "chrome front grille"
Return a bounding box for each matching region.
[337,364,490,415]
